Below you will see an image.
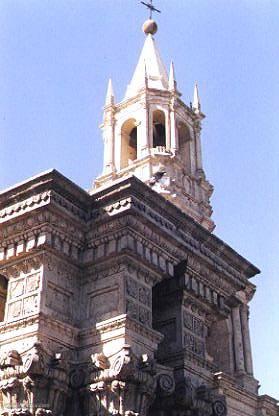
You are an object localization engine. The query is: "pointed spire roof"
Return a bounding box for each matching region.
[105,78,115,106]
[168,61,177,91]
[125,34,168,99]
[192,82,201,114]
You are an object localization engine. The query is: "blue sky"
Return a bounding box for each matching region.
[0,0,278,398]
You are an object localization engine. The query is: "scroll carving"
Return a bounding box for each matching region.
[0,342,69,416]
[89,346,158,416]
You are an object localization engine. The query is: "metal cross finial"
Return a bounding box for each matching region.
[141,0,161,19]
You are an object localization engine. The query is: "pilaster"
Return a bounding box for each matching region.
[170,99,178,154]
[231,305,246,374]
[102,105,116,175]
[240,304,254,376]
[139,98,150,158]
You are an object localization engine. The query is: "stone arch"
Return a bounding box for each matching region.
[120,118,138,169]
[0,274,8,322]
[152,110,166,148]
[178,122,191,172]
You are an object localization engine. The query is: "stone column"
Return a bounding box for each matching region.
[102,110,115,174]
[103,134,114,173]
[140,103,150,157]
[170,108,178,154]
[231,305,246,373]
[165,109,171,151]
[240,304,254,375]
[135,122,141,160]
[188,128,196,174]
[194,123,203,171]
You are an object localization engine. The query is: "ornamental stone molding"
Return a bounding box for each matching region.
[0,172,277,416]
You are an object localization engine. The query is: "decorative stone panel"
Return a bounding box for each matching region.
[5,270,41,322]
[183,311,206,358]
[88,285,119,323]
[125,276,152,327]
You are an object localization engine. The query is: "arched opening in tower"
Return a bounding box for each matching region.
[121,118,138,169]
[152,110,166,149]
[0,274,8,322]
[178,122,191,172]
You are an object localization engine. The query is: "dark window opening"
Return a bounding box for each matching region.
[153,123,166,147]
[152,110,166,148]
[129,127,137,150]
[121,119,138,169]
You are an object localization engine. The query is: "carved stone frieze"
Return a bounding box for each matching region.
[0,186,88,227]
[86,260,123,282]
[0,192,51,224]
[0,208,85,266]
[1,256,43,279]
[86,210,245,297]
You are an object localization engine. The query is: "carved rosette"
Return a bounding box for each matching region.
[0,343,69,416]
[212,398,227,416]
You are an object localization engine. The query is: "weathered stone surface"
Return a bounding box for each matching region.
[0,171,276,415]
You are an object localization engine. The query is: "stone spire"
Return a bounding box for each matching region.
[105,78,115,106]
[125,32,168,99]
[168,61,177,91]
[192,81,201,114]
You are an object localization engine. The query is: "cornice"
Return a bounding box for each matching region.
[0,312,40,334]
[39,312,79,338]
[0,169,90,214]
[89,193,252,290]
[0,190,51,224]
[0,312,79,350]
[212,372,279,412]
[78,313,164,346]
[83,253,164,288]
[92,176,259,280]
[0,172,260,286]
[0,189,88,228]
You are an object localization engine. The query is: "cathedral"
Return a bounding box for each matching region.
[0,12,278,416]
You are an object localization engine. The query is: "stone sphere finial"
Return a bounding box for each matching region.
[142,19,158,35]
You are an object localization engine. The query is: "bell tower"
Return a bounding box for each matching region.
[1,4,278,415]
[94,19,215,231]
